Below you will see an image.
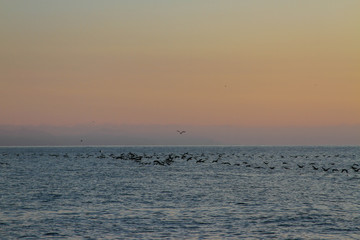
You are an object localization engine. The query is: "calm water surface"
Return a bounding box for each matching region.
[1,146,360,239]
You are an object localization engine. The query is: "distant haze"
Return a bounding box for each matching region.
[0,124,358,146]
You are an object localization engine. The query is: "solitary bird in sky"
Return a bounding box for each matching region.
[177,130,186,134]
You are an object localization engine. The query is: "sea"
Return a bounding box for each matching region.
[1,146,360,239]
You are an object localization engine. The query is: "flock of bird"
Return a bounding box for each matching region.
[108,151,359,173]
[2,151,358,175]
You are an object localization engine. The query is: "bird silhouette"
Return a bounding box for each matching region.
[177,130,186,134]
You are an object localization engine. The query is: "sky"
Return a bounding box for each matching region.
[1,1,359,145]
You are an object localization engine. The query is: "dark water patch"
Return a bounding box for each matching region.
[43,232,61,236]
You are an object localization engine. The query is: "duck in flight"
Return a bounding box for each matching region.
[177,130,186,134]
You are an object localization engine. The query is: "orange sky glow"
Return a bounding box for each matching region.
[1,1,359,132]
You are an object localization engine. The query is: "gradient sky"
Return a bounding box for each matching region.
[1,0,359,129]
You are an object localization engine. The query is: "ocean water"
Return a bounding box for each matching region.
[1,146,360,239]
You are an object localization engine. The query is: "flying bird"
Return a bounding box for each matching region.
[177,130,186,134]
